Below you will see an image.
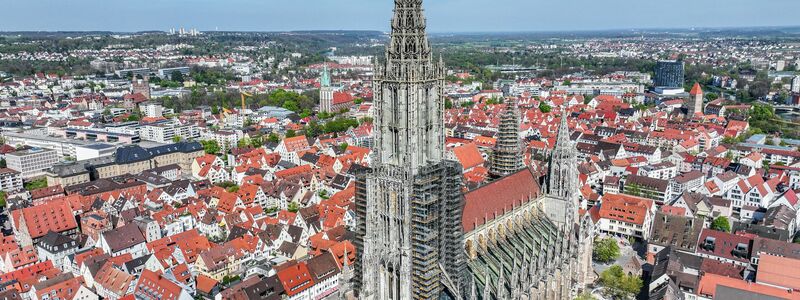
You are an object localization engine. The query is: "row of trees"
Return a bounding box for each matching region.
[160,88,319,116]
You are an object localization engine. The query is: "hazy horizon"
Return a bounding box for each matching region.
[2,0,798,33]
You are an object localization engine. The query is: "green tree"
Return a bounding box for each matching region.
[285,130,297,138]
[721,136,738,145]
[264,206,279,215]
[267,133,280,143]
[237,137,251,149]
[171,70,185,83]
[323,118,359,133]
[0,191,6,208]
[305,121,323,138]
[445,99,453,109]
[540,103,552,113]
[593,237,621,263]
[250,135,263,148]
[599,265,643,300]
[282,100,299,112]
[201,140,220,154]
[339,143,349,152]
[574,292,597,300]
[172,136,182,143]
[287,201,300,213]
[711,216,731,233]
[584,94,595,105]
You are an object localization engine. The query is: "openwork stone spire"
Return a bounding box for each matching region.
[543,108,580,229]
[387,0,432,61]
[490,102,524,178]
[547,108,578,199]
[357,0,467,299]
[373,0,445,169]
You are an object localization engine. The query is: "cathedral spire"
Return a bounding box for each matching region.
[490,101,524,178]
[544,107,579,228]
[358,0,466,298]
[374,0,444,169]
[388,0,431,61]
[555,107,571,151]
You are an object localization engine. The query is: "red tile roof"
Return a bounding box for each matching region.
[660,205,686,217]
[35,274,85,300]
[462,169,541,232]
[134,270,185,300]
[698,273,800,299]
[756,254,800,290]
[282,135,310,153]
[452,143,484,170]
[598,193,654,226]
[332,92,355,105]
[196,274,218,294]
[696,229,753,263]
[689,82,703,96]
[276,165,313,178]
[94,262,135,297]
[276,262,315,296]
[11,198,77,239]
[0,261,56,287]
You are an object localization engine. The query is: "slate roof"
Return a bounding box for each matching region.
[306,252,340,282]
[38,231,77,250]
[242,275,283,300]
[115,145,152,164]
[626,175,669,192]
[102,224,146,253]
[115,142,202,164]
[649,211,703,252]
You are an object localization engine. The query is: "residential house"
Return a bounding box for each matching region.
[596,193,656,240]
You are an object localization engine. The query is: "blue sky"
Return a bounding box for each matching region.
[2,0,798,32]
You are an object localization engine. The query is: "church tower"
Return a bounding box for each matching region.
[544,109,579,229]
[688,82,703,116]
[354,0,468,299]
[490,101,524,178]
[319,64,335,113]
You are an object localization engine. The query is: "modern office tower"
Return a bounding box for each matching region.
[654,60,685,88]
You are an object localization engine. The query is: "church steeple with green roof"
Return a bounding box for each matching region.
[320,63,331,87]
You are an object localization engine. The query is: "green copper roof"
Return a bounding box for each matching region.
[320,63,331,87]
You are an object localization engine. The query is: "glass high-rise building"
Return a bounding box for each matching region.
[654,60,685,88]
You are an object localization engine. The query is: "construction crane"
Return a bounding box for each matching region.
[240,92,253,112]
[240,91,254,127]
